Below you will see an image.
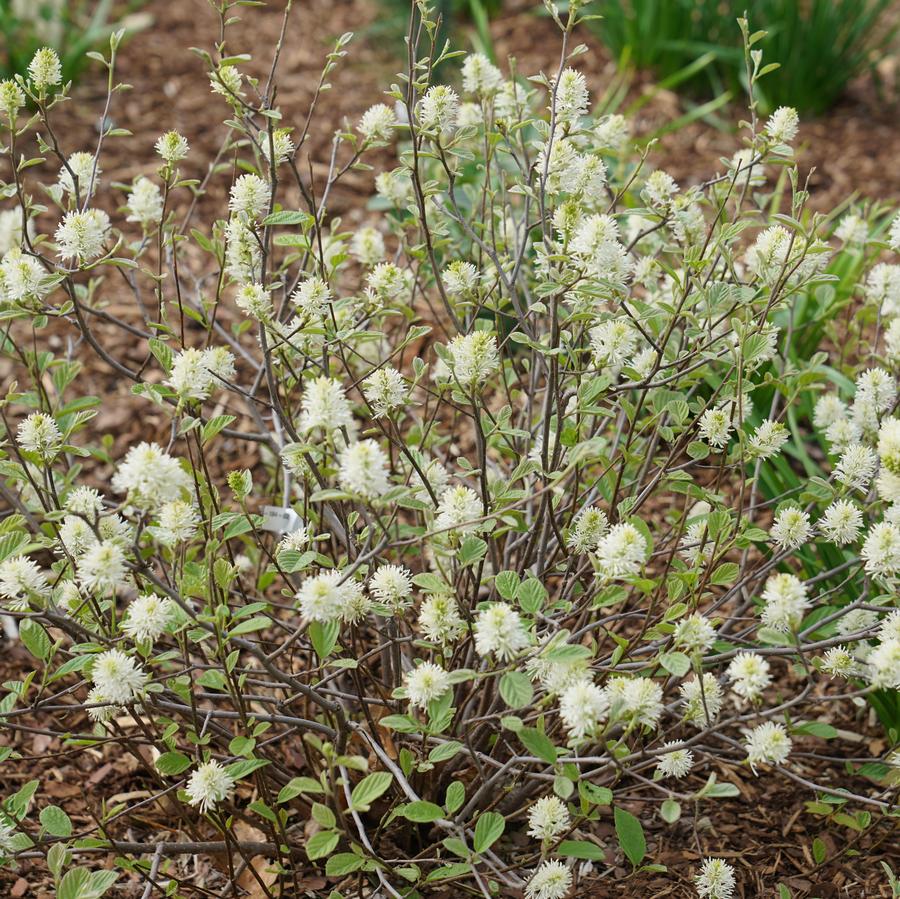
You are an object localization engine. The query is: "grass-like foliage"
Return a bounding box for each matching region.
[0,0,897,896]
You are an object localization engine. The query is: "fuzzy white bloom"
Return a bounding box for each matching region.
[656,743,694,779]
[885,318,900,363]
[435,485,483,533]
[358,103,396,142]
[567,506,609,553]
[527,795,570,841]
[589,320,637,375]
[445,331,499,389]
[0,556,51,609]
[878,417,900,475]
[368,564,413,607]
[726,652,772,701]
[744,721,792,771]
[300,377,355,434]
[868,638,900,688]
[642,170,679,209]
[28,47,62,89]
[879,610,900,642]
[835,213,868,245]
[695,858,736,899]
[857,367,896,413]
[765,106,799,145]
[152,500,200,545]
[91,649,147,705]
[112,442,191,509]
[760,572,810,632]
[745,225,792,281]
[58,152,99,197]
[404,661,452,709]
[0,207,29,256]
[418,594,466,644]
[338,439,390,499]
[229,174,270,222]
[66,486,104,516]
[822,645,857,678]
[861,521,900,577]
[673,613,717,654]
[527,650,590,696]
[443,261,479,297]
[290,276,330,318]
[748,419,788,459]
[770,507,813,550]
[813,394,847,429]
[56,209,110,263]
[889,213,900,251]
[261,127,295,165]
[375,169,413,206]
[596,522,648,579]
[350,226,385,266]
[85,685,119,724]
[461,53,503,97]
[594,113,630,152]
[126,177,164,227]
[210,63,243,99]
[122,594,175,643]
[1,247,48,303]
[155,130,190,163]
[186,760,234,814]
[17,412,61,459]
[525,860,572,899]
[837,608,878,639]
[474,602,529,660]
[277,524,311,555]
[825,417,863,453]
[167,346,235,402]
[606,676,664,729]
[698,407,733,449]
[559,679,609,742]
[296,570,367,624]
[418,85,459,132]
[78,540,128,594]
[834,444,878,490]
[0,79,24,118]
[362,367,406,417]
[553,68,588,125]
[224,217,260,281]
[680,673,723,727]
[866,264,900,317]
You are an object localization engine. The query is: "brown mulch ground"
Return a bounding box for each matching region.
[1,0,899,896]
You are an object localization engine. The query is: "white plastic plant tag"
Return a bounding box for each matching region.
[261,505,303,534]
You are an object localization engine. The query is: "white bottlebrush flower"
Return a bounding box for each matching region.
[277,524,311,555]
[85,685,118,724]
[366,261,411,301]
[680,673,723,727]
[559,679,609,742]
[362,367,406,417]
[443,261,479,297]
[78,539,128,594]
[126,177,164,227]
[65,486,104,516]
[0,79,24,118]
[866,264,900,317]
[122,594,175,643]
[885,318,900,363]
[17,412,61,458]
[358,103,396,142]
[186,760,235,814]
[641,170,678,210]
[857,368,896,414]
[765,106,799,145]
[726,652,772,701]
[375,169,413,206]
[58,152,99,197]
[210,64,243,99]
[861,521,900,577]
[1,247,49,303]
[338,439,390,500]
[596,522,648,579]
[748,419,788,459]
[155,130,190,163]
[168,346,235,402]
[770,507,813,550]
[813,394,847,429]
[152,499,200,545]
[261,127,295,165]
[112,442,192,509]
[300,376,355,435]
[760,572,810,632]
[404,661,452,709]
[527,650,590,696]
[474,602,529,660]
[290,276,331,319]
[55,209,110,263]
[589,320,637,375]
[835,213,868,245]
[672,613,717,654]
[28,47,62,89]
[594,113,630,152]
[417,594,466,644]
[224,217,261,281]
[296,570,354,623]
[368,564,413,607]
[656,743,694,779]
[834,444,877,491]
[0,556,51,609]
[527,795,570,841]
[879,610,900,642]
[461,53,503,97]
[744,721,792,772]
[229,174,270,222]
[695,858,736,899]
[0,207,30,256]
[821,645,857,678]
[607,676,664,729]
[698,407,733,450]
[445,331,499,389]
[567,506,609,553]
[418,85,459,132]
[91,649,147,705]
[552,67,588,125]
[235,281,273,319]
[525,860,572,899]
[867,638,900,689]
[435,485,483,534]
[889,212,900,251]
[878,418,900,475]
[350,226,385,266]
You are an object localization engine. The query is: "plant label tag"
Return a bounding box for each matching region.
[261,505,303,534]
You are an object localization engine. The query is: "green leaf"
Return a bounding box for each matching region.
[20,619,52,661]
[499,671,533,709]
[473,811,504,855]
[428,741,462,763]
[557,839,605,860]
[325,853,364,877]
[518,727,557,764]
[399,800,444,822]
[202,415,235,444]
[306,830,339,860]
[350,772,392,812]
[614,806,646,867]
[710,562,739,586]
[445,781,465,815]
[278,777,324,803]
[309,620,340,658]
[812,837,827,864]
[225,758,269,780]
[495,570,519,599]
[660,799,681,824]
[658,651,691,678]
[155,751,192,775]
[39,805,72,837]
[262,210,311,226]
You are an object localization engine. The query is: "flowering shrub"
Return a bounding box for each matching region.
[0,2,897,897]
